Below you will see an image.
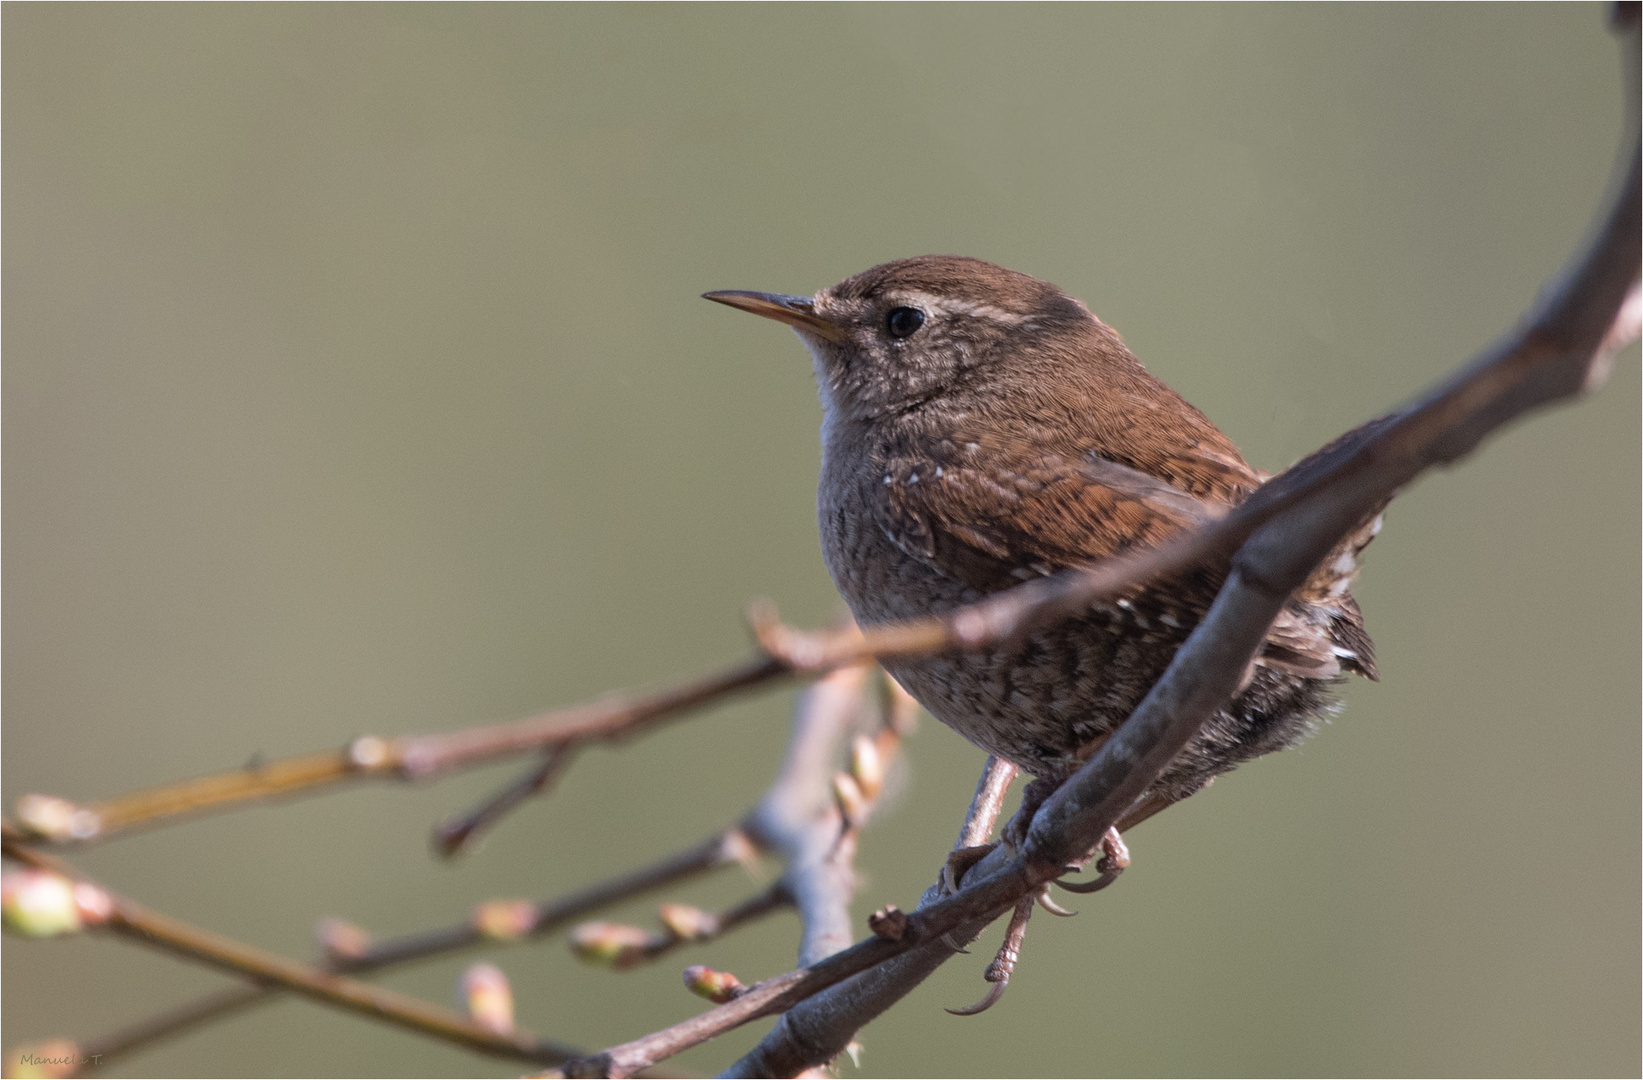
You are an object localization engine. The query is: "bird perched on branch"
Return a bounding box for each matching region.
[707,256,1378,833]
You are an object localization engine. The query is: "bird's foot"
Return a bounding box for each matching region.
[940,843,998,897]
[947,891,1037,1016]
[936,843,999,952]
[992,765,1132,895]
[1054,826,1130,894]
[998,773,1067,852]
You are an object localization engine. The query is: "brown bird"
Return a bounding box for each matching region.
[707,255,1377,833]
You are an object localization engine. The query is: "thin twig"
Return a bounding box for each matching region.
[0,842,584,1069]
[78,985,269,1071]
[19,825,756,1076]
[433,745,579,857]
[571,884,794,969]
[14,655,786,844]
[646,885,793,964]
[351,828,757,970]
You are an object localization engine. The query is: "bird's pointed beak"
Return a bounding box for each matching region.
[702,290,846,343]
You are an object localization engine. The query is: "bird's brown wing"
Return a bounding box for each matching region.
[873,426,1246,587]
[873,432,1359,679]
[873,446,1210,590]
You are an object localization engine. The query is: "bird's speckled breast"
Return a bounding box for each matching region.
[819,433,1179,773]
[816,432,1332,792]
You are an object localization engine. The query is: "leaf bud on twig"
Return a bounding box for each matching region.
[315,917,373,962]
[682,964,747,1004]
[831,772,867,829]
[344,736,391,771]
[568,921,652,969]
[13,795,100,843]
[849,734,884,800]
[2,870,110,938]
[472,899,537,942]
[657,903,716,942]
[458,962,515,1034]
[719,828,765,880]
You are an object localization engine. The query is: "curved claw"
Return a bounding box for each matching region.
[945,979,1007,1016]
[1054,868,1120,894]
[1056,826,1130,893]
[939,931,971,954]
[1035,890,1078,917]
[948,892,1033,1017]
[942,843,998,895]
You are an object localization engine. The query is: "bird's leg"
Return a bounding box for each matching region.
[939,754,1019,897]
[1048,777,1212,891]
[999,770,1072,852]
[1113,783,1201,833]
[947,892,1036,1016]
[991,756,1151,895]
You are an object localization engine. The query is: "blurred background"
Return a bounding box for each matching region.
[4,5,1637,1077]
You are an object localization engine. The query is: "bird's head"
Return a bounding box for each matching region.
[706,255,1118,422]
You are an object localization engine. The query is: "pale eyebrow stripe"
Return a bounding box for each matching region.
[890,291,1030,326]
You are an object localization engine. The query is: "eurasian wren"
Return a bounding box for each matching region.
[708,256,1377,828]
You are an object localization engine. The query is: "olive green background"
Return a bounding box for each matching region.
[5,4,1638,1077]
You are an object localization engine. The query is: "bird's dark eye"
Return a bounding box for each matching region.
[886,307,925,339]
